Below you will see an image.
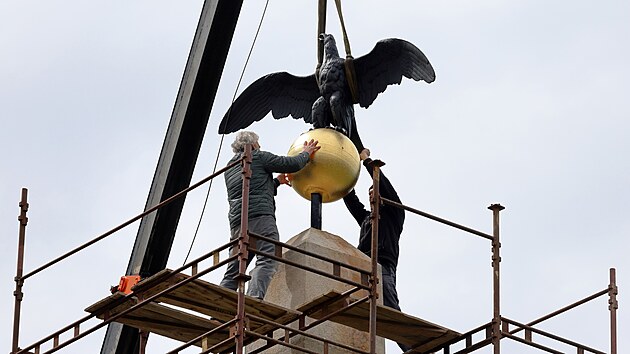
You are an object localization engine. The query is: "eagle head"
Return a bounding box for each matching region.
[319,33,339,59]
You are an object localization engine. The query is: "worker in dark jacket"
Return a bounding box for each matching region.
[220,131,320,299]
[343,148,410,352]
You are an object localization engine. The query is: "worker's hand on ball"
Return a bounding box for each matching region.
[359,148,370,161]
[302,139,321,158]
[277,173,292,186]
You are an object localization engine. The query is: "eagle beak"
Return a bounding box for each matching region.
[319,33,326,41]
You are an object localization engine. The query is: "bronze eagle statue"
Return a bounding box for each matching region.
[218,33,435,151]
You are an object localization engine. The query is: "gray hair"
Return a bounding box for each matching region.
[231,131,259,153]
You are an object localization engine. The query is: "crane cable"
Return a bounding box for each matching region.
[183,0,271,265]
[318,0,360,104]
[315,0,327,84]
[333,0,353,58]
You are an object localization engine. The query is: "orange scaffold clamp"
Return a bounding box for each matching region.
[111,275,141,294]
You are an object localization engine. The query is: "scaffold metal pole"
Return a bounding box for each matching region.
[235,144,253,354]
[609,268,618,354]
[369,160,385,354]
[12,188,29,354]
[489,203,505,354]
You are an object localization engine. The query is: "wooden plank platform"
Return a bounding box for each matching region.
[86,270,460,353]
[85,292,228,348]
[86,269,301,351]
[297,291,461,353]
[130,269,302,335]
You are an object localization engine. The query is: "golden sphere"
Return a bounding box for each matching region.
[287,128,360,203]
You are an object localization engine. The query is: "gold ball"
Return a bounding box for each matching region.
[287,128,361,203]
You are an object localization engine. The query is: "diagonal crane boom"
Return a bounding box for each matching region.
[100,1,244,353]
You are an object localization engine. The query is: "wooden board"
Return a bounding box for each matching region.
[85,292,229,348]
[131,269,301,334]
[86,271,461,353]
[86,269,302,352]
[297,291,461,353]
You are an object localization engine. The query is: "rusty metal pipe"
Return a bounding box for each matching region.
[199,335,239,354]
[609,268,618,354]
[235,144,253,354]
[16,254,238,354]
[246,248,370,290]
[369,161,384,354]
[501,332,563,354]
[247,231,371,276]
[488,204,504,354]
[19,234,237,353]
[502,317,605,353]
[304,295,370,329]
[138,239,237,290]
[165,318,236,354]
[22,159,241,281]
[452,338,494,354]
[431,321,493,352]
[509,288,608,336]
[245,330,319,354]
[382,197,493,240]
[246,314,369,354]
[12,188,29,354]
[247,294,370,354]
[139,330,148,354]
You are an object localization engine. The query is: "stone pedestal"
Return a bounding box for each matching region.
[251,228,385,353]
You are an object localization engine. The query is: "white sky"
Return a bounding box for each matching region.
[1,1,628,353]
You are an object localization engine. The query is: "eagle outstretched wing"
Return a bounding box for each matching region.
[353,38,436,109]
[218,72,320,134]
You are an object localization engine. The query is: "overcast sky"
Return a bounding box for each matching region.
[1,1,628,353]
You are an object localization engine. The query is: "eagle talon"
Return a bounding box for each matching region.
[333,126,348,135]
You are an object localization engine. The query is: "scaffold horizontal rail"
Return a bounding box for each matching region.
[297,291,461,352]
[85,269,302,350]
[85,270,461,353]
[85,292,228,347]
[131,269,301,327]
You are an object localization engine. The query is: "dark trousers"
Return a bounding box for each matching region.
[382,263,413,352]
[219,215,279,299]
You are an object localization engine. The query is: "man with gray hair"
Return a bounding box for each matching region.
[220,130,320,299]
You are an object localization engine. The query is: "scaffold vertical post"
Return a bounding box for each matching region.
[139,329,149,354]
[369,160,385,354]
[488,203,504,354]
[609,268,618,354]
[12,188,29,354]
[235,144,253,354]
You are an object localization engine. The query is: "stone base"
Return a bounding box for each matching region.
[248,228,385,354]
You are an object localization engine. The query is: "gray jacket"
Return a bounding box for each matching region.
[225,149,310,229]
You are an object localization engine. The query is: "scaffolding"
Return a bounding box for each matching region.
[10,145,619,354]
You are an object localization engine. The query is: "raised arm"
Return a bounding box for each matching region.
[360,148,401,204]
[343,189,370,226]
[262,139,321,174]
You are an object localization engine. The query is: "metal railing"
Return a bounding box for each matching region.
[10,150,618,354]
[10,146,379,354]
[10,157,241,354]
